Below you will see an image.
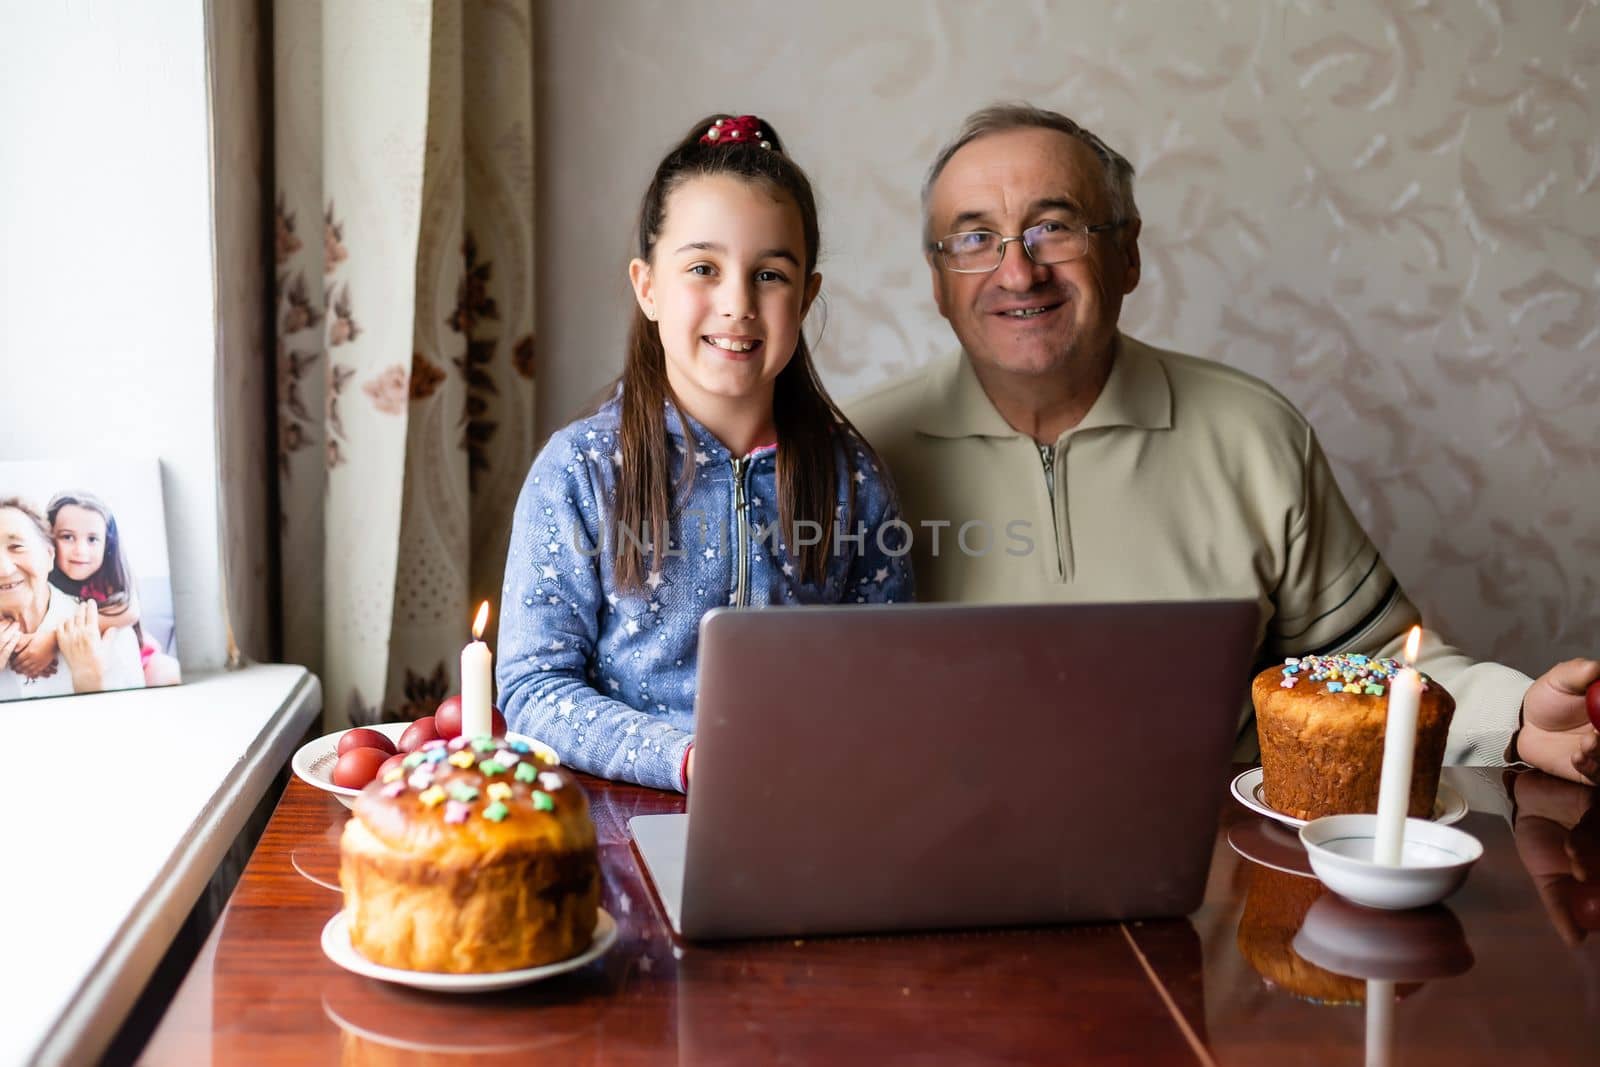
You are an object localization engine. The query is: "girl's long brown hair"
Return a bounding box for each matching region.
[609,115,868,592]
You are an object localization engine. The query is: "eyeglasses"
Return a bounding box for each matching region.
[930,219,1126,274]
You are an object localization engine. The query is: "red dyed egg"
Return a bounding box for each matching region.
[397,715,439,753]
[434,695,462,739]
[1585,680,1600,732]
[1567,882,1600,932]
[432,696,506,739]
[331,746,391,789]
[377,752,407,780]
[337,727,397,757]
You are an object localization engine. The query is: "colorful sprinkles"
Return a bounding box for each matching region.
[371,736,564,826]
[1276,652,1430,697]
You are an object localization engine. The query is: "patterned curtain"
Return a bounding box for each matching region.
[273,0,537,729]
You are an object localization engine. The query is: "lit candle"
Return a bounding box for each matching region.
[461,601,494,739]
[1373,626,1423,866]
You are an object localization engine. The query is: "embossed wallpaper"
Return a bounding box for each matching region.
[537,0,1598,675]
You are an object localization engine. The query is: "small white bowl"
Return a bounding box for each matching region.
[1292,894,1474,980]
[1298,814,1482,911]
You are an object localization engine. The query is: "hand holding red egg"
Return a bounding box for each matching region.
[1516,663,1600,786]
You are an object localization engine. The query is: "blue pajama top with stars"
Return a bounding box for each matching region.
[496,394,914,792]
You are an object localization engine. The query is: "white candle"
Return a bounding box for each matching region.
[1365,979,1395,1067]
[461,601,494,738]
[1373,626,1424,866]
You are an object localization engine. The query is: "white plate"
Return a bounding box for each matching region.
[322,992,584,1054]
[1230,767,1467,830]
[292,722,557,809]
[321,908,617,992]
[1225,818,1316,878]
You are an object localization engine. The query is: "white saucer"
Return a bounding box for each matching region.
[1226,818,1316,878]
[321,908,617,992]
[292,723,557,808]
[1230,767,1467,830]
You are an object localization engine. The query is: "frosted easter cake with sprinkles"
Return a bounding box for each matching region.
[1251,652,1455,822]
[339,734,599,973]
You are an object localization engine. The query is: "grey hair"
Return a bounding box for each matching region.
[920,103,1139,246]
[0,497,51,545]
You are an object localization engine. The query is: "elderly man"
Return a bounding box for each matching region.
[848,103,1597,783]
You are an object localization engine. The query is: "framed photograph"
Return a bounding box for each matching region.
[1,459,181,700]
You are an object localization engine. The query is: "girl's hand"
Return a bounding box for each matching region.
[0,620,23,668]
[9,630,59,680]
[57,601,107,693]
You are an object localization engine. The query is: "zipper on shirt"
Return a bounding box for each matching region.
[730,456,750,606]
[1038,443,1056,505]
[1039,442,1067,579]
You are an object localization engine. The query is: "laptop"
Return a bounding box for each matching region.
[629,599,1258,940]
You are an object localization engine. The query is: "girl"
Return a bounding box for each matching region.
[48,491,142,627]
[496,114,912,792]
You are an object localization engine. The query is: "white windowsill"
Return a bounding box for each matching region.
[0,663,322,1067]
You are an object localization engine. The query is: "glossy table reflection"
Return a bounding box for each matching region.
[138,768,1600,1065]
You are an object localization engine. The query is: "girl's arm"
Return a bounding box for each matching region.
[840,443,916,605]
[496,436,694,793]
[3,617,43,675]
[95,588,142,635]
[8,627,60,679]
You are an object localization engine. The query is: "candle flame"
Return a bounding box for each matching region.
[472,601,491,639]
[1404,625,1421,665]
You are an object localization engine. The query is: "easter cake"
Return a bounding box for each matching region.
[339,734,599,973]
[1251,652,1454,822]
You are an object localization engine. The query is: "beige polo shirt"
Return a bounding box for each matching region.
[847,334,1530,764]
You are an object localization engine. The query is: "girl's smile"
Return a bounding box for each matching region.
[52,504,108,582]
[703,333,763,357]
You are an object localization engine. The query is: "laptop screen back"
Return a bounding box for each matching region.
[664,599,1258,939]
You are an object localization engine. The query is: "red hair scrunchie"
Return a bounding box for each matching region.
[700,115,771,149]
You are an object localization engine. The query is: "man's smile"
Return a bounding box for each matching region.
[988,299,1065,321]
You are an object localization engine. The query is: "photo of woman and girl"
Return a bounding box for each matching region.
[0,488,181,700]
[496,113,913,792]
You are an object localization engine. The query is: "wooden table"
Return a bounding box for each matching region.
[138,767,1600,1065]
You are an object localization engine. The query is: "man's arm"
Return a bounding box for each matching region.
[1361,604,1532,765]
[1266,425,1538,767]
